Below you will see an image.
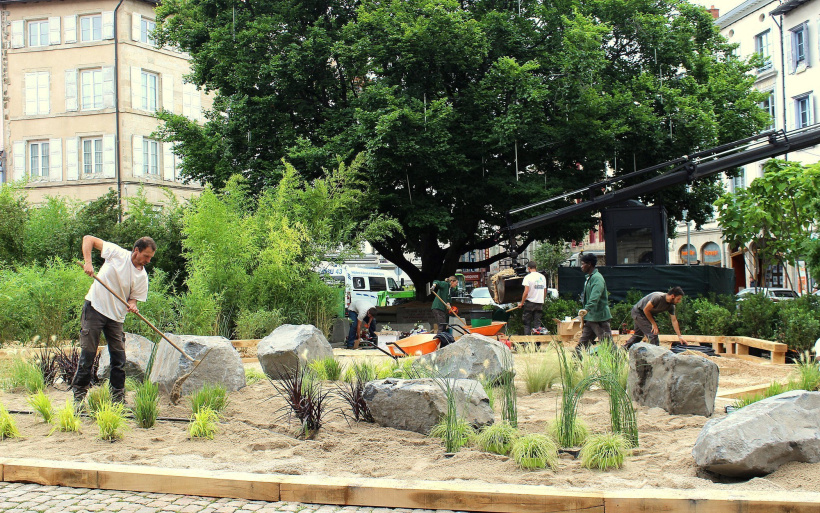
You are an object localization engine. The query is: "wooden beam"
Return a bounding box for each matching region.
[717,383,772,400]
[603,488,820,512]
[231,339,260,348]
[2,459,98,489]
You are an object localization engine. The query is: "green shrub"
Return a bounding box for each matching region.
[189,383,228,414]
[580,433,629,470]
[3,359,45,394]
[792,352,820,391]
[736,293,777,340]
[123,269,179,339]
[94,401,128,441]
[235,308,285,339]
[474,421,519,455]
[776,297,820,352]
[518,342,560,394]
[26,390,54,423]
[133,380,160,429]
[691,298,736,336]
[189,407,220,439]
[541,298,583,331]
[510,434,558,470]
[429,417,475,453]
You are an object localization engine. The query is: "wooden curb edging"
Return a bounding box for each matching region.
[2,458,820,512]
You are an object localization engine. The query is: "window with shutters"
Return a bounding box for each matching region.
[29,141,49,178]
[143,139,160,175]
[81,69,104,110]
[760,91,775,130]
[141,71,158,111]
[82,137,103,175]
[28,20,49,47]
[790,24,807,68]
[754,30,771,72]
[140,18,156,45]
[80,14,102,42]
[25,72,50,115]
[795,94,812,128]
[732,168,745,191]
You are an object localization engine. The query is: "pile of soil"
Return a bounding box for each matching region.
[1,353,817,494]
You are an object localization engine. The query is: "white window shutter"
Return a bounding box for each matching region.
[132,135,144,176]
[193,88,202,122]
[12,141,26,181]
[182,83,192,118]
[162,75,174,113]
[38,72,50,114]
[25,73,37,115]
[132,13,141,41]
[809,93,815,126]
[162,142,174,181]
[49,17,61,45]
[11,20,24,48]
[65,69,78,112]
[64,15,77,43]
[49,138,63,182]
[131,66,141,110]
[103,67,115,108]
[66,137,79,180]
[102,11,114,40]
[805,22,811,68]
[103,134,116,178]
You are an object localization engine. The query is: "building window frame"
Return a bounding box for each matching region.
[789,22,809,71]
[754,29,772,72]
[140,71,158,112]
[794,93,813,129]
[28,19,49,47]
[761,90,775,130]
[732,168,746,192]
[140,18,156,45]
[25,71,50,115]
[142,139,160,176]
[80,68,104,110]
[79,14,102,42]
[29,141,50,178]
[82,137,103,175]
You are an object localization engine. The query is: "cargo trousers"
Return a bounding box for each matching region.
[71,300,126,402]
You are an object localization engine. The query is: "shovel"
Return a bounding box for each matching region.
[79,262,212,404]
[431,289,468,327]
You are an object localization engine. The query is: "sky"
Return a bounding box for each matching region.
[689,0,746,18]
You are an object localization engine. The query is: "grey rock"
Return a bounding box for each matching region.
[693,391,820,477]
[257,324,333,379]
[97,333,155,381]
[149,334,245,397]
[628,343,719,416]
[329,318,349,346]
[415,333,512,383]
[363,378,494,434]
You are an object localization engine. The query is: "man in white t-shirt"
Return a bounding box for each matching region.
[346,299,377,349]
[519,261,548,335]
[71,235,156,404]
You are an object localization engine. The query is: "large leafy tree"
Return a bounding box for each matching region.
[155,0,768,291]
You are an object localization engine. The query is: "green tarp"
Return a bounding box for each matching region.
[558,265,736,303]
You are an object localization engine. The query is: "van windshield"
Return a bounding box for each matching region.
[388,278,401,291]
[370,277,387,291]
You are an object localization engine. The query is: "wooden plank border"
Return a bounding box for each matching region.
[2,458,820,512]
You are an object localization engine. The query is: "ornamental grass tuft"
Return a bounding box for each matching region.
[133,380,160,429]
[0,403,22,439]
[547,415,590,447]
[94,401,128,441]
[26,390,55,423]
[51,399,82,434]
[510,433,559,470]
[188,407,220,439]
[474,421,519,455]
[580,433,629,470]
[189,383,228,415]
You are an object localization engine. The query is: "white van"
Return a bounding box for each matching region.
[316,264,408,310]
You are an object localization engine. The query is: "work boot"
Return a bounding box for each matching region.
[111,388,126,406]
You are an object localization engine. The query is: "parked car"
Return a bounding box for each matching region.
[470,287,499,306]
[736,287,799,302]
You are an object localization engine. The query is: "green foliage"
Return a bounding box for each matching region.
[86,385,112,415]
[345,360,377,384]
[792,352,820,392]
[155,0,768,288]
[474,421,519,455]
[580,433,629,471]
[736,293,778,340]
[691,298,736,337]
[27,390,54,423]
[533,242,571,287]
[518,342,560,394]
[3,359,45,394]
[511,434,559,470]
[764,381,786,398]
[235,308,285,339]
[51,399,82,433]
[309,357,345,381]
[94,401,128,441]
[776,296,820,353]
[124,377,141,392]
[0,404,22,439]
[498,348,518,428]
[732,392,765,409]
[245,368,266,385]
[541,298,583,331]
[133,380,160,429]
[189,407,220,439]
[547,415,590,447]
[478,374,496,410]
[0,184,28,264]
[189,383,228,415]
[429,416,475,453]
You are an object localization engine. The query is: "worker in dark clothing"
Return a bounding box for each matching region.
[431,276,457,333]
[576,253,612,354]
[624,287,688,350]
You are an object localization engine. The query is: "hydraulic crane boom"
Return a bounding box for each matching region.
[504,126,820,256]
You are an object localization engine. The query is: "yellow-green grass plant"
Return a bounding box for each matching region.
[124,377,141,392]
[519,342,561,394]
[429,416,475,453]
[309,356,345,381]
[3,359,45,394]
[0,403,22,439]
[474,421,519,455]
[51,399,82,434]
[375,359,399,379]
[498,347,518,427]
[85,384,112,415]
[547,415,590,447]
[133,380,159,428]
[94,401,128,441]
[580,433,629,470]
[478,374,496,410]
[245,367,266,385]
[793,351,820,392]
[189,407,220,439]
[510,433,559,470]
[26,390,55,423]
[348,359,377,383]
[593,339,629,391]
[189,383,228,415]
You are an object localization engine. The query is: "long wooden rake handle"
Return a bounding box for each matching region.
[79,262,194,362]
[431,288,468,326]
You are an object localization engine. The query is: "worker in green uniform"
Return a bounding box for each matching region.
[576,253,612,354]
[431,276,457,333]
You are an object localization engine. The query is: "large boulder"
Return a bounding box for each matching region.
[97,333,154,381]
[363,378,494,434]
[627,343,719,416]
[257,324,333,379]
[414,334,512,383]
[149,334,245,397]
[693,391,820,477]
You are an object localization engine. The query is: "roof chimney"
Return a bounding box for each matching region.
[706,5,720,19]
